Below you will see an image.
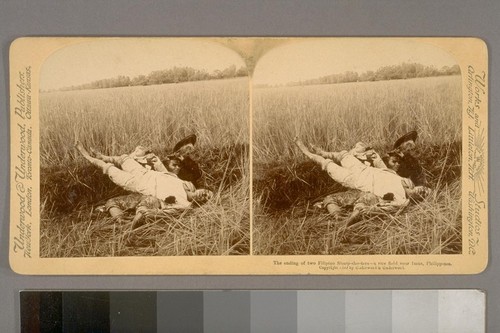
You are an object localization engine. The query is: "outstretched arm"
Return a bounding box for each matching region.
[148,154,168,172]
[345,209,362,227]
[131,211,145,229]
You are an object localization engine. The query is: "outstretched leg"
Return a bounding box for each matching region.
[309,144,326,155]
[294,137,331,166]
[75,141,109,169]
[89,147,123,164]
[310,144,345,163]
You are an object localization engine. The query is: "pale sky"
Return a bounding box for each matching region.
[40,39,246,90]
[253,39,459,85]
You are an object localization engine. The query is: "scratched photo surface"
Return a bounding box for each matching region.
[38,39,250,257]
[252,39,463,256]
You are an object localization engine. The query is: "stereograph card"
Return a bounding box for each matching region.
[9,37,488,274]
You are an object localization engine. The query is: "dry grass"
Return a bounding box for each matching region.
[39,75,462,257]
[40,78,250,257]
[252,76,462,255]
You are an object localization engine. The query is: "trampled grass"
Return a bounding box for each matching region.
[252,76,462,255]
[40,78,250,257]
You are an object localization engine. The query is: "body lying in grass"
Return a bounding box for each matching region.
[294,137,431,226]
[75,141,213,229]
[139,134,202,183]
[101,133,202,182]
[102,193,190,230]
[326,131,426,186]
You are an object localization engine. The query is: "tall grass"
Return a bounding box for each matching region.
[253,76,462,255]
[40,78,250,257]
[40,75,462,257]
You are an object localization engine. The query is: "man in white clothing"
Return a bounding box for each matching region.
[294,137,430,213]
[75,141,212,208]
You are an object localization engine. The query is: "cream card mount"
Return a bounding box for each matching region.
[9,37,487,275]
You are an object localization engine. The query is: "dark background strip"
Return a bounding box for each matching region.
[62,292,110,332]
[110,291,157,333]
[21,291,63,333]
[251,291,298,333]
[157,291,204,332]
[203,290,251,333]
[20,291,41,333]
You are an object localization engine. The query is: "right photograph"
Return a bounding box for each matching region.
[252,39,462,255]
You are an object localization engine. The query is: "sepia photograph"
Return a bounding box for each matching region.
[253,39,463,255]
[37,39,250,257]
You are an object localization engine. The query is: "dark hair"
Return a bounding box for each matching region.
[382,193,394,201]
[164,155,181,162]
[161,156,202,182]
[178,156,202,182]
[382,152,401,165]
[164,196,176,204]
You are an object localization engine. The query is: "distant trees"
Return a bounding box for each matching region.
[56,61,460,92]
[290,63,461,87]
[60,65,248,91]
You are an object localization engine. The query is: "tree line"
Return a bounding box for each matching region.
[57,65,248,91]
[289,63,461,87]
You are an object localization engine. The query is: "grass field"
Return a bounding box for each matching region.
[40,78,250,257]
[40,75,462,257]
[252,76,462,255]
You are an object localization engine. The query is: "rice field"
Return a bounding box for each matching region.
[40,78,250,257]
[252,76,462,255]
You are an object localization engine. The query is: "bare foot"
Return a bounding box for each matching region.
[75,140,83,151]
[293,136,303,146]
[75,141,106,167]
[75,141,90,158]
[310,144,325,155]
[89,147,104,159]
[294,137,310,155]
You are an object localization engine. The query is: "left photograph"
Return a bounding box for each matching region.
[39,39,250,257]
